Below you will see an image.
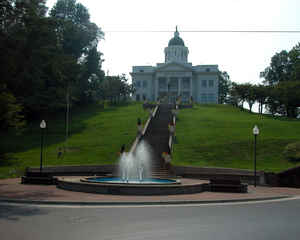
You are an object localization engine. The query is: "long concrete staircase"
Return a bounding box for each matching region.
[142,104,174,178]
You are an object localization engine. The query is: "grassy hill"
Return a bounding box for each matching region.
[172,104,300,173]
[1,103,299,179]
[0,102,148,179]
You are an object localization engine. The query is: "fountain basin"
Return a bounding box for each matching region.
[82,177,180,185]
[56,177,209,195]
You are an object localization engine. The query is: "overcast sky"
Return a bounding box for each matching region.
[46,0,300,84]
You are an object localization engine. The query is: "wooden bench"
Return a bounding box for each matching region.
[209,175,248,193]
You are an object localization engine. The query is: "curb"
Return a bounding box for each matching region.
[0,195,293,206]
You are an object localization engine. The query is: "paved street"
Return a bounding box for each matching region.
[1,198,300,240]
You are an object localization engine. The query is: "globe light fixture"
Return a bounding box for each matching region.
[40,120,46,129]
[253,125,259,135]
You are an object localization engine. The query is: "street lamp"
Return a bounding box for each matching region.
[252,125,259,187]
[40,120,46,172]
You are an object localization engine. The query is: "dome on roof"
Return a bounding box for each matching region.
[168,26,185,46]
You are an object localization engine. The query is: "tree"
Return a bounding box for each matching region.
[1,0,105,123]
[0,84,25,131]
[261,42,300,117]
[243,83,256,113]
[231,83,249,108]
[49,0,104,105]
[270,81,300,118]
[253,85,269,114]
[261,50,292,86]
[49,0,104,60]
[0,0,64,117]
[289,43,300,82]
[218,71,231,104]
[227,82,239,107]
[79,47,105,103]
[99,75,133,104]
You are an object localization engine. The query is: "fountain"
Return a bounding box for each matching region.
[119,140,152,182]
[84,141,178,185]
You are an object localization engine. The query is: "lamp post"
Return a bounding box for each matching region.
[40,120,46,172]
[252,125,259,187]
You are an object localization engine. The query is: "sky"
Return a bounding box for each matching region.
[46,0,300,84]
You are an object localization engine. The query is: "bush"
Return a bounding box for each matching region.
[283,142,300,161]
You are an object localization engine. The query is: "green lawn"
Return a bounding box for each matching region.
[172,104,300,173]
[0,102,148,179]
[2,103,299,179]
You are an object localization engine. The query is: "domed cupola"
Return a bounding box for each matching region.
[165,26,189,63]
[168,27,185,46]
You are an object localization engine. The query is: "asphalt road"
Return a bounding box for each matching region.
[1,198,300,240]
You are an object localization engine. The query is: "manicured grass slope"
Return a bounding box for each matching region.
[172,105,300,172]
[0,103,148,179]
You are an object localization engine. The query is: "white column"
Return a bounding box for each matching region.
[178,78,181,97]
[167,77,170,103]
[154,78,158,101]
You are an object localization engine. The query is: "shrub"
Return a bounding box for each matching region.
[283,142,300,161]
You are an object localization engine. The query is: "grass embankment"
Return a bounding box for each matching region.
[172,104,300,173]
[0,102,148,179]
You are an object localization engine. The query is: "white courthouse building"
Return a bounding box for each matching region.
[131,27,219,104]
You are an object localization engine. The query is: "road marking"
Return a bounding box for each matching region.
[1,196,300,209]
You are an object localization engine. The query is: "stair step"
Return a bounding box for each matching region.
[139,105,173,178]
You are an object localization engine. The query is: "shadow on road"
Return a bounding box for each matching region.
[0,204,49,221]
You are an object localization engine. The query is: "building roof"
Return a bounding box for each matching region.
[168,26,185,46]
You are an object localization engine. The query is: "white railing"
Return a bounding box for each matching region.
[129,105,159,153]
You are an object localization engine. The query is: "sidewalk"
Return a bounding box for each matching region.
[1,178,300,205]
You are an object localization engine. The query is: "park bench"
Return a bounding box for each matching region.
[209,174,248,193]
[21,170,56,185]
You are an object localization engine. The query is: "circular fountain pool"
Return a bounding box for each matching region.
[56,176,208,195]
[83,177,179,185]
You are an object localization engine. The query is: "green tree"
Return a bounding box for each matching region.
[99,75,133,104]
[243,83,256,113]
[218,71,231,104]
[49,0,104,60]
[261,50,292,86]
[289,43,300,82]
[49,0,104,105]
[231,83,249,109]
[79,47,105,103]
[253,85,269,114]
[0,0,64,117]
[270,81,300,118]
[261,43,300,117]
[1,0,105,122]
[0,84,25,131]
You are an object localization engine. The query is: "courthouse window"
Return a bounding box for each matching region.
[209,80,214,87]
[201,80,207,87]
